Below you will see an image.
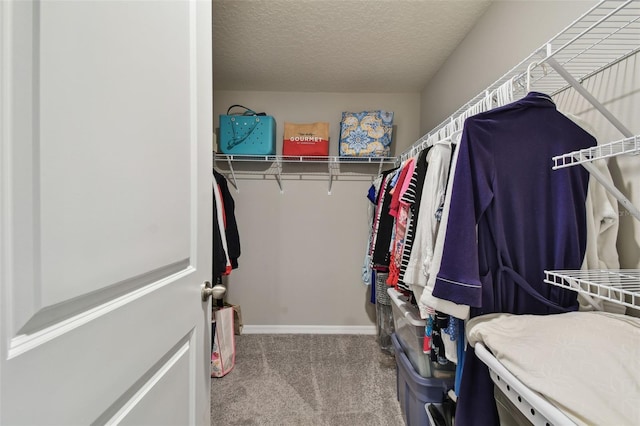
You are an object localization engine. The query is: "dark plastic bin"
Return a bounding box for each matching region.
[392,333,454,426]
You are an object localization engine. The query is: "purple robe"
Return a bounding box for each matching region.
[433,92,595,425]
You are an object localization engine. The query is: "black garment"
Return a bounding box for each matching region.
[213,171,241,278]
[213,189,227,279]
[371,169,397,269]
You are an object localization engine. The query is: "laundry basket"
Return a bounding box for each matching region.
[375,272,394,354]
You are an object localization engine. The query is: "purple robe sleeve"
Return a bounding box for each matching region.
[432,121,494,307]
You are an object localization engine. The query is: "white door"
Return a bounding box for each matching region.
[0,0,213,424]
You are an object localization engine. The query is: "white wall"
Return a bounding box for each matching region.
[214,91,420,329]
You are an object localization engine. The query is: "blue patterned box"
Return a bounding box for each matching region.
[339,110,394,157]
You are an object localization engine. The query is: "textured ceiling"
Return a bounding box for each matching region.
[213,0,493,93]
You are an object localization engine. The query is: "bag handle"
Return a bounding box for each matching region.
[226,104,267,117]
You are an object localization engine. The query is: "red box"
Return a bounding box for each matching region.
[283,122,329,156]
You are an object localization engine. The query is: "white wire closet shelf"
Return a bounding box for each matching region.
[213,153,396,194]
[552,134,640,221]
[552,135,640,168]
[544,269,640,310]
[214,153,396,164]
[398,0,640,163]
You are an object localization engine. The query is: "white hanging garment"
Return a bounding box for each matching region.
[563,112,624,314]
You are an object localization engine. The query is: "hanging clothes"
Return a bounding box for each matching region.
[396,147,432,293]
[563,113,624,313]
[431,92,596,426]
[387,158,415,288]
[369,169,397,271]
[213,170,241,279]
[433,92,592,314]
[362,174,382,288]
[213,182,228,279]
[419,137,471,321]
[402,142,452,304]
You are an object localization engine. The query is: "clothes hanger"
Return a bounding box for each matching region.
[496,77,515,107]
[526,61,550,93]
[526,61,539,92]
[485,90,493,111]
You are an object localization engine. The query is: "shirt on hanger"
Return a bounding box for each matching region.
[433,92,593,315]
[431,92,596,426]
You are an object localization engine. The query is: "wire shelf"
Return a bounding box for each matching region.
[400,0,640,161]
[531,0,640,96]
[213,153,396,193]
[552,135,640,169]
[213,153,397,165]
[544,269,640,310]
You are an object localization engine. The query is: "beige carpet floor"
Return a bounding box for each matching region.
[210,334,404,426]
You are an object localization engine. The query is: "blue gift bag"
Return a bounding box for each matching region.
[219,105,276,155]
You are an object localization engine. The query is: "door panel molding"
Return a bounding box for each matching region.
[95,330,195,425]
[9,260,194,359]
[1,0,41,342]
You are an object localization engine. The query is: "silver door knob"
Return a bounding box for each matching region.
[201,281,213,301]
[201,281,227,301]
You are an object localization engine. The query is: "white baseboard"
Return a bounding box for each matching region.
[241,325,377,335]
